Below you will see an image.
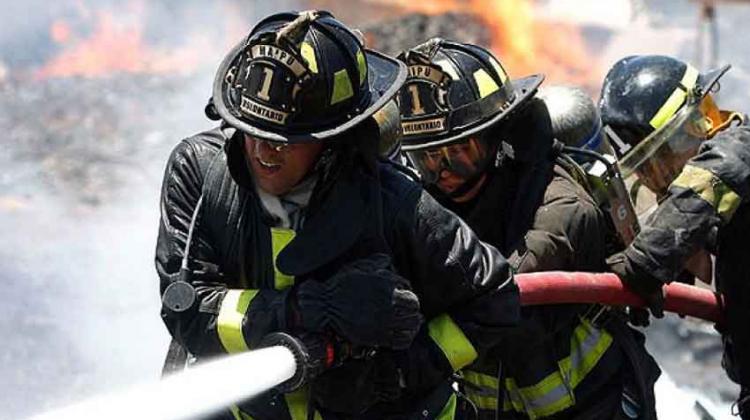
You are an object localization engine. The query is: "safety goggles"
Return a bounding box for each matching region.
[405,136,493,184]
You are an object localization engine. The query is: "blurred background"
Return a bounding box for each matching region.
[1,0,747,418]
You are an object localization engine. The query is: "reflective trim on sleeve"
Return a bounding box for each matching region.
[436,392,458,420]
[217,289,259,353]
[271,228,296,290]
[671,164,742,221]
[427,314,478,371]
[463,370,499,410]
[230,405,255,420]
[285,388,322,420]
[649,65,699,130]
[503,319,614,419]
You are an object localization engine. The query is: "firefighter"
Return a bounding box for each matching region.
[156,11,521,419]
[600,54,750,418]
[396,38,660,419]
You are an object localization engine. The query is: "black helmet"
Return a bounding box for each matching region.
[599,55,729,157]
[212,10,407,143]
[600,55,732,195]
[396,38,544,151]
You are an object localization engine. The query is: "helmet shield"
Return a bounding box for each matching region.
[405,135,493,185]
[612,97,707,196]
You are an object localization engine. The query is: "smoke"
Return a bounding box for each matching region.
[0,1,298,419]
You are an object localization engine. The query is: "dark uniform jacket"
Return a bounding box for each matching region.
[616,126,750,413]
[434,101,658,419]
[155,128,520,419]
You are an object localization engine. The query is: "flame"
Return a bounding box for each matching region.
[35,3,212,79]
[357,0,599,88]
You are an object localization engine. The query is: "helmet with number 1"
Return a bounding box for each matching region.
[599,55,735,195]
[395,38,543,186]
[211,10,407,144]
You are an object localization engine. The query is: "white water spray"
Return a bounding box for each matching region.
[29,346,297,420]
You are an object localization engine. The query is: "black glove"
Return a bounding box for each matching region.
[608,253,665,326]
[292,254,423,349]
[312,328,454,415]
[312,350,404,415]
[258,332,351,392]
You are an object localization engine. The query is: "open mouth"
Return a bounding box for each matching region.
[256,156,281,173]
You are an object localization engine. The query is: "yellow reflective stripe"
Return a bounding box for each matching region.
[463,370,499,410]
[301,42,318,74]
[436,392,458,420]
[230,405,255,420]
[331,69,354,105]
[489,56,508,84]
[671,164,742,221]
[285,388,322,420]
[271,228,296,290]
[562,320,614,388]
[217,289,259,353]
[649,65,699,129]
[427,314,478,371]
[473,68,500,98]
[356,49,367,86]
[502,320,613,419]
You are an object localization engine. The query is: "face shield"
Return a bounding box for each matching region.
[607,96,710,198]
[405,135,494,185]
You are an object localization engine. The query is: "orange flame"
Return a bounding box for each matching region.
[357,0,598,88]
[36,5,211,79]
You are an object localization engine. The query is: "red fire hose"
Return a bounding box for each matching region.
[516,272,725,324]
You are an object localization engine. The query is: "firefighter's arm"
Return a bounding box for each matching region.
[621,126,750,285]
[384,187,521,391]
[156,137,293,357]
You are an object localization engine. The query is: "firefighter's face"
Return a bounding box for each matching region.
[244,135,324,196]
[410,137,491,202]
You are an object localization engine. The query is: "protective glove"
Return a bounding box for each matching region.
[258,332,351,393]
[292,253,423,350]
[311,349,404,415]
[312,328,453,415]
[608,252,665,327]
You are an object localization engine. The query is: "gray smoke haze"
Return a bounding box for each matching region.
[2,1,750,419]
[0,1,297,418]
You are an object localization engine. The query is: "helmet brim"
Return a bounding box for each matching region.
[212,42,407,144]
[401,73,545,151]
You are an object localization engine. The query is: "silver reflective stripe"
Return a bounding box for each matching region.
[503,320,613,419]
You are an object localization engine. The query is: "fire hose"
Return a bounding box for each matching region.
[30,272,725,420]
[517,271,724,324]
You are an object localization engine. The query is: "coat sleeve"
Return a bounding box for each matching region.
[156,134,291,357]
[510,170,607,274]
[502,169,608,342]
[386,185,521,389]
[620,126,750,284]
